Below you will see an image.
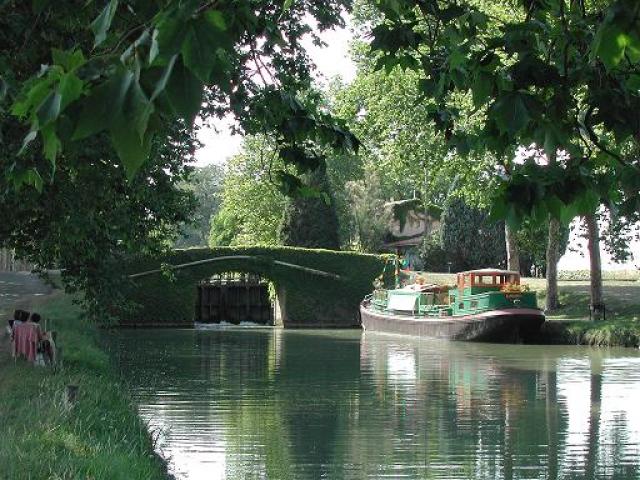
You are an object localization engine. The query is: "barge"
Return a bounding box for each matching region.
[360,269,545,342]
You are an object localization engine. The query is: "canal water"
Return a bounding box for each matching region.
[108,328,640,480]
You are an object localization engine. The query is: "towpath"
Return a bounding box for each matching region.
[0,272,53,362]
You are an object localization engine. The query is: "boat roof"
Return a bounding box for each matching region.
[458,268,520,276]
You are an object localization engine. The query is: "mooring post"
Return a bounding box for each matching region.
[65,384,79,408]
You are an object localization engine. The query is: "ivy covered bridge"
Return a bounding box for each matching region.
[119,247,385,328]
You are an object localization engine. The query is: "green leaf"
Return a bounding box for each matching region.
[72,70,134,140]
[282,0,295,13]
[154,14,189,59]
[36,91,61,126]
[150,55,176,101]
[204,10,226,30]
[149,29,160,64]
[110,118,153,179]
[472,71,493,108]
[90,0,119,48]
[491,93,531,136]
[545,195,564,219]
[25,169,44,193]
[127,80,154,141]
[164,60,203,124]
[18,130,38,155]
[52,49,85,71]
[181,19,223,83]
[58,73,84,111]
[41,124,61,165]
[12,77,55,118]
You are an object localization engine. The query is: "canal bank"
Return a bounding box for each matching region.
[0,275,170,480]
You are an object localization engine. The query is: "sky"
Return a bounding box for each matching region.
[194,24,357,168]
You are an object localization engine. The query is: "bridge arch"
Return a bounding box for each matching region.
[119,246,384,328]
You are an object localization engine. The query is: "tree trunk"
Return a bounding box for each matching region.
[505,223,520,273]
[546,217,560,311]
[584,213,604,320]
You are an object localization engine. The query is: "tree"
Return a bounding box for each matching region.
[7,0,359,194]
[345,173,392,252]
[0,1,197,318]
[438,196,506,271]
[209,137,287,246]
[175,163,225,248]
[515,219,569,278]
[367,0,640,310]
[279,163,340,249]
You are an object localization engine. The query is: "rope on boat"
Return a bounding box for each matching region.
[128,255,342,280]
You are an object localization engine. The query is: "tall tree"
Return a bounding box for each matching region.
[175,163,225,248]
[505,224,521,272]
[210,137,287,246]
[279,163,341,249]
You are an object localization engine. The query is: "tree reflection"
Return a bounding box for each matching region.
[110,329,640,480]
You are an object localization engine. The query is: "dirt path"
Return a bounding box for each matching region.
[0,272,54,361]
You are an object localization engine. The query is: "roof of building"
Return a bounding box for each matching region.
[458,268,520,276]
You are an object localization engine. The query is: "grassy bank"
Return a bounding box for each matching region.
[535,281,640,347]
[423,272,640,347]
[0,293,168,479]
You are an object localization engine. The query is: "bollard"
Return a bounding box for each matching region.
[65,385,79,408]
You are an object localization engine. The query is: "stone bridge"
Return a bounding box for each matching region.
[119,246,385,328]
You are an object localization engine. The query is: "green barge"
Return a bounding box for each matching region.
[360,269,545,342]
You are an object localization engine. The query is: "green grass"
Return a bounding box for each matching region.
[0,293,168,480]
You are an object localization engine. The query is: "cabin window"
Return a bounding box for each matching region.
[477,275,494,285]
[470,300,478,309]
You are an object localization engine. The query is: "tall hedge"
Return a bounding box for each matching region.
[435,196,506,271]
[115,246,384,327]
[279,165,340,249]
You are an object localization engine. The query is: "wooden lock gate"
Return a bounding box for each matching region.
[196,272,273,325]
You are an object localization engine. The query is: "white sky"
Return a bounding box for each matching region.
[194,24,356,167]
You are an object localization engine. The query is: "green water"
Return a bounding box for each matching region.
[109,328,640,480]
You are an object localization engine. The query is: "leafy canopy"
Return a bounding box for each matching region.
[368,0,640,223]
[10,0,359,195]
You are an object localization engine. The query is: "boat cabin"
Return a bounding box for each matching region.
[456,269,520,296]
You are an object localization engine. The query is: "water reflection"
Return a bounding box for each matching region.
[108,328,640,479]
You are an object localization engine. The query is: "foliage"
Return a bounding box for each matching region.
[330,60,494,206]
[209,137,288,246]
[439,196,506,271]
[0,294,167,479]
[279,164,340,249]
[0,1,199,320]
[175,163,225,248]
[516,219,570,277]
[367,0,640,224]
[344,173,392,252]
[117,246,385,326]
[419,232,448,272]
[8,0,359,192]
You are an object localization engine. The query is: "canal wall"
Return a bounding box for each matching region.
[117,246,385,328]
